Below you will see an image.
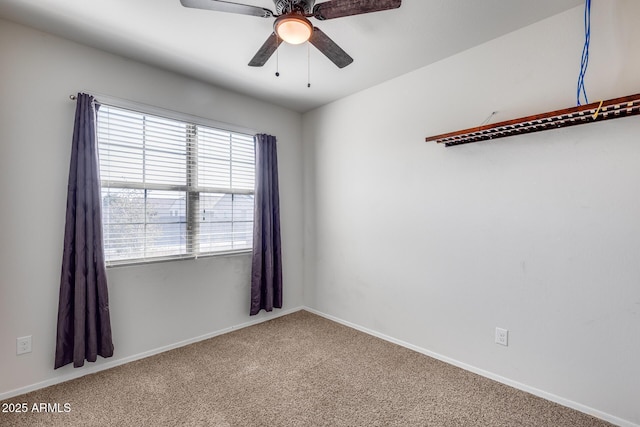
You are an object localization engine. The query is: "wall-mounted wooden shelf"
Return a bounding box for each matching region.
[426,93,640,147]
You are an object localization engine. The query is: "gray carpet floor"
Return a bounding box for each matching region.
[1,310,612,426]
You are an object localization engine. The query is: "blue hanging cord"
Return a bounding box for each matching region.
[577,0,591,106]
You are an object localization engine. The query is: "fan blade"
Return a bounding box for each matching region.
[180,0,274,18]
[309,27,353,68]
[314,0,401,20]
[248,33,283,67]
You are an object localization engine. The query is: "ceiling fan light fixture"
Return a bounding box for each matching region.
[274,14,313,45]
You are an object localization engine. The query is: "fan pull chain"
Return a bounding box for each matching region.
[307,42,311,88]
[275,33,280,77]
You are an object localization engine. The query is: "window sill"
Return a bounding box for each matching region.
[105,249,253,269]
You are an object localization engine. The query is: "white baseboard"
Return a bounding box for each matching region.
[302,306,637,427]
[0,306,303,402]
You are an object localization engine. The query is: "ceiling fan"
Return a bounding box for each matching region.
[180,0,402,69]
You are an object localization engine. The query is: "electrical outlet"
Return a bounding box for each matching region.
[495,328,508,346]
[17,336,32,355]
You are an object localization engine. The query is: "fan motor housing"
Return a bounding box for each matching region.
[274,0,314,15]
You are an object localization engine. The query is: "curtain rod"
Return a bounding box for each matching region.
[69,94,98,102]
[68,93,259,136]
[69,94,99,102]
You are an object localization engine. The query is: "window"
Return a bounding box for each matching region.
[97,104,255,265]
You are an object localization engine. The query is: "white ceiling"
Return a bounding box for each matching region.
[0,0,583,112]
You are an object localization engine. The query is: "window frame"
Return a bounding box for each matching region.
[95,96,257,267]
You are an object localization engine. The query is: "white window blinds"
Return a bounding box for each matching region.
[97,104,255,265]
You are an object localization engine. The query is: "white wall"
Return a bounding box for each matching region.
[303,2,640,426]
[0,19,304,396]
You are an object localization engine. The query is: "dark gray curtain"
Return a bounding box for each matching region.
[250,134,283,315]
[55,93,114,369]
